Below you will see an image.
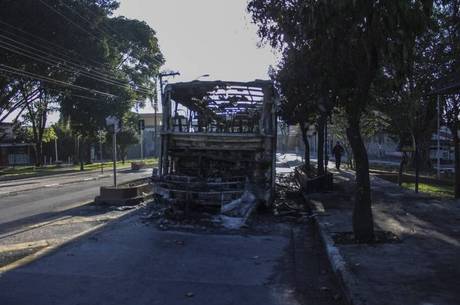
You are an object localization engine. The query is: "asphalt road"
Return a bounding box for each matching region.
[0,215,345,305]
[0,169,151,235]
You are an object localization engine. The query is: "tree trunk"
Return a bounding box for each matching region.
[346,117,374,242]
[418,138,432,171]
[414,139,420,193]
[300,123,310,170]
[398,152,408,186]
[317,115,325,176]
[79,137,84,171]
[347,150,354,169]
[454,134,460,199]
[450,120,460,199]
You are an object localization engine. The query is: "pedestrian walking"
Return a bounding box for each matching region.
[332,141,345,170]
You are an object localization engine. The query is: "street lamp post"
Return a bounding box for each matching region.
[159,71,181,100]
[113,128,117,187]
[54,137,58,164]
[106,116,120,187]
[193,74,210,81]
[437,95,441,179]
[158,71,180,174]
[77,135,83,171]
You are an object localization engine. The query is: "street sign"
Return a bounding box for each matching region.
[105,116,120,132]
[105,116,119,187]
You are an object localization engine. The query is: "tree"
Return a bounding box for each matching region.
[374,25,440,192]
[0,0,98,124]
[273,49,320,171]
[117,129,139,164]
[442,95,460,197]
[0,0,164,168]
[0,78,24,126]
[58,9,164,160]
[106,112,140,164]
[51,120,75,163]
[21,86,59,166]
[329,107,390,170]
[248,0,433,242]
[435,0,460,198]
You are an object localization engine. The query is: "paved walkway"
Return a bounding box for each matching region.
[313,169,460,305]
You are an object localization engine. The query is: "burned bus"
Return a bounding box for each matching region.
[153,80,278,207]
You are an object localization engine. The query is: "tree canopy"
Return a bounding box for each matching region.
[0,0,164,139]
[249,0,433,242]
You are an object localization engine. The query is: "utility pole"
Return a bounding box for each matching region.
[437,95,441,179]
[324,118,329,172]
[78,135,83,171]
[106,116,120,187]
[152,98,158,157]
[99,130,104,173]
[139,119,145,159]
[54,137,58,163]
[159,71,180,99]
[158,71,180,171]
[113,127,117,187]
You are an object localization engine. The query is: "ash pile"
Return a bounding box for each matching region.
[144,174,259,231]
[272,173,311,223]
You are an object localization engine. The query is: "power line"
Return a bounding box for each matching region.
[0,20,118,74]
[37,0,100,40]
[38,0,165,67]
[0,40,152,95]
[58,0,115,39]
[1,1,164,100]
[68,93,105,102]
[0,34,154,95]
[0,64,118,99]
[0,41,152,96]
[0,20,163,83]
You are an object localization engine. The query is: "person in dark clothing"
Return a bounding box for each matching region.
[332,141,345,170]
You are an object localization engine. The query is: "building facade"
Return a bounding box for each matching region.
[0,123,35,167]
[127,112,163,159]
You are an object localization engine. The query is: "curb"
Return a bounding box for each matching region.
[0,166,142,182]
[0,169,149,196]
[303,193,365,305]
[0,204,145,274]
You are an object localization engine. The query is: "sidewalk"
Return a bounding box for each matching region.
[309,168,460,305]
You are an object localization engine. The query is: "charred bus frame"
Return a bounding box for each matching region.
[154,80,278,207]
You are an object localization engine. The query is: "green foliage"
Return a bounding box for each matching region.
[13,126,56,143]
[0,0,164,139]
[248,0,433,242]
[274,48,320,126]
[42,127,57,143]
[106,112,140,162]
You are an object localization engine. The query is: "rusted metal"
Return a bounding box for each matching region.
[154,80,278,206]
